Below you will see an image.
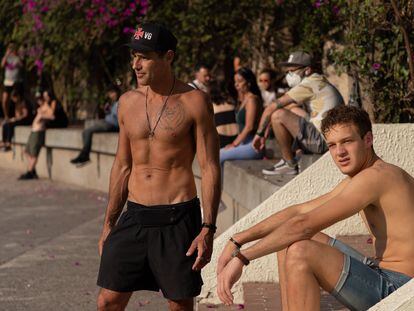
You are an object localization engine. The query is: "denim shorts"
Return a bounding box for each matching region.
[329,238,412,311]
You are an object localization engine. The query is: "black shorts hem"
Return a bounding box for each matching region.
[97,281,159,293]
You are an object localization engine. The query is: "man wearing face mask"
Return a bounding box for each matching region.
[252,51,344,175]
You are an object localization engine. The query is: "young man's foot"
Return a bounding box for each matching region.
[1,145,12,152]
[262,159,298,175]
[18,170,38,180]
[70,155,90,167]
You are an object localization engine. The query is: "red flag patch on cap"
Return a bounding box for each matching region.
[134,28,144,40]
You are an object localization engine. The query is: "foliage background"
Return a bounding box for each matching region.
[0,0,413,121]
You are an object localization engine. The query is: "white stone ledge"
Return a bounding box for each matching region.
[13,126,118,155]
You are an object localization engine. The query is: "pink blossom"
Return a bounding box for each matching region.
[123,26,135,34]
[98,6,106,14]
[33,15,44,31]
[27,0,36,10]
[86,9,95,21]
[123,8,132,17]
[107,20,118,27]
[313,0,322,8]
[372,63,381,70]
[109,7,117,14]
[34,59,44,75]
[276,0,284,5]
[40,6,49,13]
[129,2,136,10]
[332,5,340,15]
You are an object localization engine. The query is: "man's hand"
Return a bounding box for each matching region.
[98,227,111,256]
[217,240,238,275]
[217,258,244,305]
[186,227,214,271]
[252,134,266,152]
[224,143,235,150]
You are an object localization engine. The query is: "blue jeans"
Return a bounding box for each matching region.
[219,136,263,176]
[329,238,412,311]
[81,120,118,157]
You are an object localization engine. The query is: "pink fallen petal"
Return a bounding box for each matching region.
[74,261,81,266]
[236,304,245,309]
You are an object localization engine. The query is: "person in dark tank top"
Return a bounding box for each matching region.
[219,67,264,177]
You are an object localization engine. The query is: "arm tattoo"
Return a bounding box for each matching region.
[258,115,271,134]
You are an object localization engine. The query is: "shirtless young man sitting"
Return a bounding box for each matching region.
[217,105,414,310]
[96,22,221,311]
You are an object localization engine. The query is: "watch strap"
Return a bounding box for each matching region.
[201,222,217,233]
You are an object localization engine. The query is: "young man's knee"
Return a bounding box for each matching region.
[167,298,193,311]
[285,240,314,262]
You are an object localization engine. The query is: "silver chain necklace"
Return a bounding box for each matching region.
[145,76,176,139]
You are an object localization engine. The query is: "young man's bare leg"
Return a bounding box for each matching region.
[167,298,193,311]
[97,288,132,311]
[284,239,344,311]
[270,109,301,161]
[277,232,332,311]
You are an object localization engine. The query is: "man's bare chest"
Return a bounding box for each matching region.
[123,100,192,142]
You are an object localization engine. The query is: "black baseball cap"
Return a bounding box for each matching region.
[127,22,177,53]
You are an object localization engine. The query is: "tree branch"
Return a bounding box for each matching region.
[390,0,414,91]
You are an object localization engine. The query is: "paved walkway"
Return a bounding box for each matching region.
[0,167,166,310]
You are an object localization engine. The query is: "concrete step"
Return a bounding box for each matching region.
[198,235,373,310]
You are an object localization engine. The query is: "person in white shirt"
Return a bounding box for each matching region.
[189,64,211,93]
[252,51,344,175]
[258,68,276,107]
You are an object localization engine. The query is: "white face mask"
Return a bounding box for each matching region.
[286,72,302,87]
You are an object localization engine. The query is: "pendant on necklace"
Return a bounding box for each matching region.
[149,131,155,139]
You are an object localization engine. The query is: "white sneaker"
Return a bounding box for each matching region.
[262,159,298,175]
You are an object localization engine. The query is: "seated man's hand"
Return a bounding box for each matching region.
[252,135,265,152]
[217,258,244,305]
[217,240,238,275]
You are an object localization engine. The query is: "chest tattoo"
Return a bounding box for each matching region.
[158,102,186,132]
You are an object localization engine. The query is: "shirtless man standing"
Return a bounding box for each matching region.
[97,22,220,311]
[217,105,414,310]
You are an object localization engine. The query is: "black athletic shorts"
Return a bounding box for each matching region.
[97,197,203,300]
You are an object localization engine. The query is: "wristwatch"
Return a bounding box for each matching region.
[202,222,217,233]
[231,248,250,266]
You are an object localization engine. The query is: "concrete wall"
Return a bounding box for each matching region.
[369,279,414,311]
[0,127,117,192]
[199,124,414,305]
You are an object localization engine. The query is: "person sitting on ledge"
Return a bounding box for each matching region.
[70,87,120,166]
[253,51,344,176]
[217,105,414,311]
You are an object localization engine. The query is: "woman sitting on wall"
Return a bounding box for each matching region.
[219,67,264,174]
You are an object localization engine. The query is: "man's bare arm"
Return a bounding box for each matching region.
[216,178,350,274]
[193,92,221,226]
[233,178,350,245]
[99,95,132,254]
[256,94,296,135]
[242,169,380,261]
[186,91,221,270]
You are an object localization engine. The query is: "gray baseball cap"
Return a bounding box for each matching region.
[279,51,313,67]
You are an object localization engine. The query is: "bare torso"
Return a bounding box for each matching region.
[120,83,202,205]
[359,160,414,276]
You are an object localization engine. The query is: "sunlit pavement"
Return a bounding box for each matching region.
[0,167,167,310]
